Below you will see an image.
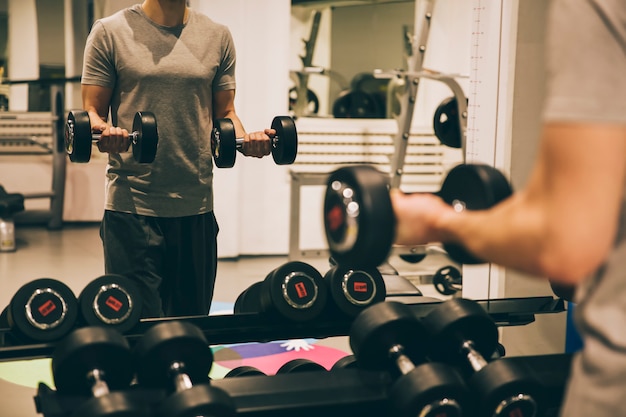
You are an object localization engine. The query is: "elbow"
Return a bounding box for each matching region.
[536,238,610,285]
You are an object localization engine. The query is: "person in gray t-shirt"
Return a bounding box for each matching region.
[82,0,274,317]
[389,0,626,415]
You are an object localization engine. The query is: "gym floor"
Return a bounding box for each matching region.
[0,222,445,417]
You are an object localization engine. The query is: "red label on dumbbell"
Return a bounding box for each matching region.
[105,296,123,312]
[326,205,345,232]
[38,300,56,317]
[353,282,368,293]
[295,282,308,298]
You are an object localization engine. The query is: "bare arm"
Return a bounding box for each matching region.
[213,89,271,158]
[82,84,129,153]
[393,122,626,285]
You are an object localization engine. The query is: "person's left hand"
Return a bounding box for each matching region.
[241,128,274,158]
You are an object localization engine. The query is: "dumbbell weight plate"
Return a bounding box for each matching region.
[6,278,78,342]
[224,366,266,378]
[324,165,395,268]
[325,264,386,317]
[233,281,263,315]
[349,302,428,372]
[211,119,237,168]
[260,261,328,322]
[270,116,298,165]
[276,358,327,374]
[422,298,499,369]
[134,321,213,389]
[331,355,358,370]
[65,110,93,163]
[432,266,462,296]
[70,391,148,417]
[132,111,158,163]
[436,164,513,264]
[159,384,236,417]
[52,326,134,396]
[433,96,462,149]
[78,274,142,334]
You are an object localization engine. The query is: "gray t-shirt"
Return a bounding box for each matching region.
[82,4,236,217]
[543,1,626,416]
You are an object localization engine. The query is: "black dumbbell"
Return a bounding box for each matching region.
[350,301,470,417]
[422,298,542,417]
[134,321,235,417]
[52,326,148,417]
[432,265,462,296]
[210,116,298,168]
[433,96,464,149]
[331,354,358,370]
[77,274,143,334]
[276,358,327,374]
[224,366,266,378]
[323,164,512,268]
[234,261,328,322]
[323,264,386,317]
[65,110,158,163]
[3,278,78,343]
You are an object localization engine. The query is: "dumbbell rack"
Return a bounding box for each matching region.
[1,296,566,417]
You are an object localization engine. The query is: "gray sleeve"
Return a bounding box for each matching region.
[543,0,626,124]
[213,27,237,92]
[81,21,117,89]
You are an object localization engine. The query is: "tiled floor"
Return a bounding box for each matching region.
[0,222,448,417]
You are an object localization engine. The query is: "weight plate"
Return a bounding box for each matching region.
[261,261,327,322]
[331,355,358,370]
[52,326,133,396]
[6,278,78,342]
[233,281,263,314]
[224,366,266,378]
[271,116,298,165]
[349,302,428,371]
[432,266,462,296]
[325,264,386,317]
[324,165,395,268]
[438,164,513,264]
[332,90,382,119]
[421,298,499,367]
[70,391,149,417]
[132,111,158,163]
[276,358,327,374]
[78,274,142,334]
[211,118,237,168]
[65,110,92,163]
[289,87,320,115]
[134,321,213,389]
[433,96,462,149]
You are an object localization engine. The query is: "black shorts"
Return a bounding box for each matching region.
[100,210,219,318]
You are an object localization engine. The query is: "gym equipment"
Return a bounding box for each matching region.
[323,163,512,267]
[276,358,327,374]
[332,90,383,119]
[422,298,543,417]
[350,301,470,417]
[233,261,328,322]
[51,326,147,416]
[323,264,386,317]
[134,321,236,417]
[224,366,266,378]
[210,116,298,168]
[77,274,142,334]
[433,96,464,148]
[432,265,462,296]
[331,354,358,370]
[65,110,158,163]
[4,278,78,342]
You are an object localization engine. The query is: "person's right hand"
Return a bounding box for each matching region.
[88,114,130,154]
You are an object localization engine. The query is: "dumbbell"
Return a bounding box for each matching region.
[233,261,328,322]
[323,163,512,268]
[331,354,358,370]
[224,366,266,378]
[350,301,470,417]
[422,298,542,417]
[210,116,298,168]
[323,264,386,317]
[65,110,158,163]
[134,321,236,417]
[2,278,78,343]
[432,265,462,296]
[77,274,143,334]
[276,358,327,374]
[51,326,148,417]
